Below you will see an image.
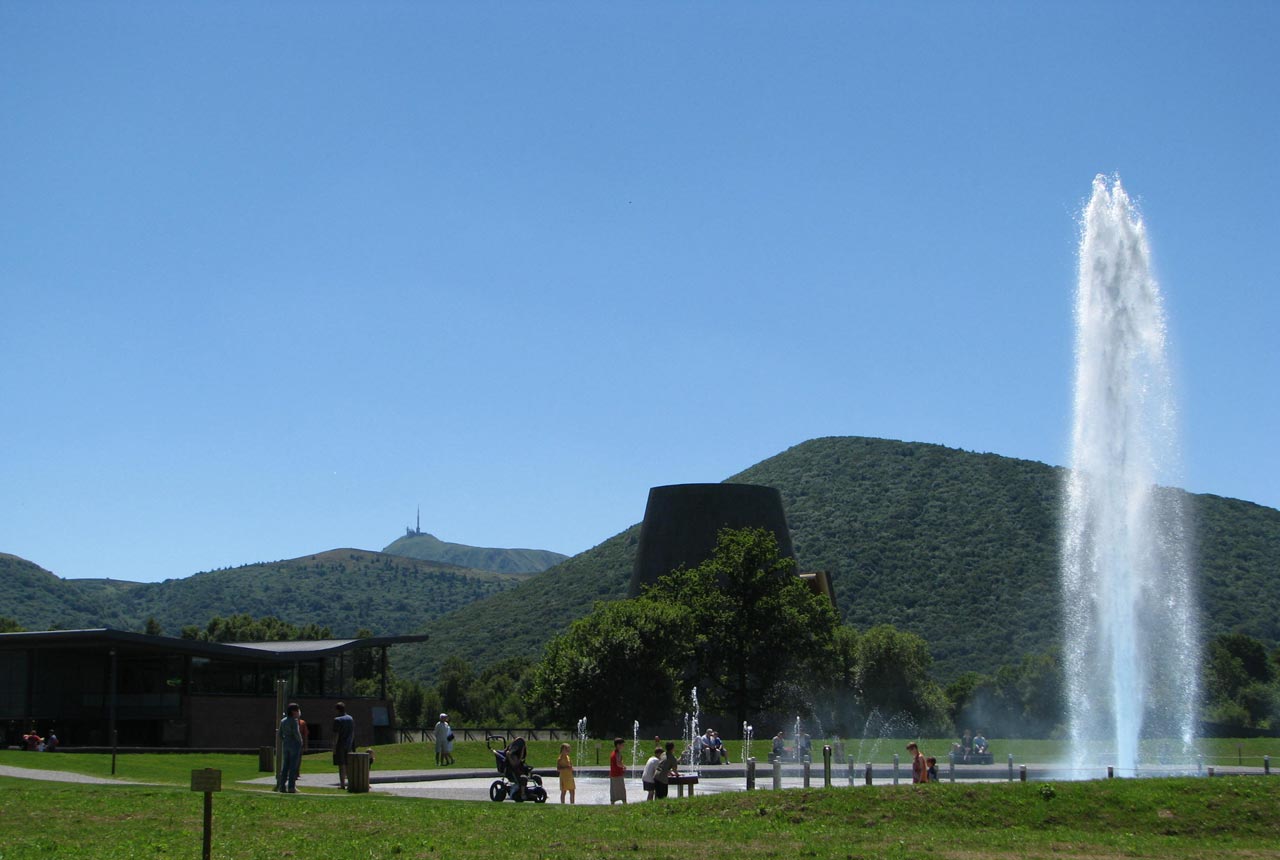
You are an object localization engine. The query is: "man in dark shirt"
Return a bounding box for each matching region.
[333,702,356,790]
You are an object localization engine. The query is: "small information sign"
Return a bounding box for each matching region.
[191,768,222,793]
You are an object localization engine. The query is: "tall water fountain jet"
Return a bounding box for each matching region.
[1061,175,1199,777]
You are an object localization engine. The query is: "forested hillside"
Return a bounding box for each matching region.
[7,437,1278,686]
[396,437,1280,685]
[5,550,527,637]
[382,531,567,573]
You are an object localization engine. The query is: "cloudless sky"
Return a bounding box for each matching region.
[3,1,1277,584]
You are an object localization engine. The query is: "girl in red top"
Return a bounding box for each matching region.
[608,737,627,804]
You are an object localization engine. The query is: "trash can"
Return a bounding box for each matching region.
[258,746,274,773]
[347,752,371,793]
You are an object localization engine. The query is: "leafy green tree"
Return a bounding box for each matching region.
[1204,632,1279,729]
[856,624,950,733]
[0,616,25,633]
[436,656,477,719]
[144,617,163,636]
[645,527,841,729]
[530,598,690,734]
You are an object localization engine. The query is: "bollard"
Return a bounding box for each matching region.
[803,759,811,788]
[823,745,832,788]
[1265,755,1271,776]
[746,757,756,790]
[948,752,955,783]
[865,761,873,786]
[1207,766,1215,778]
[1008,753,1014,782]
[1107,766,1114,779]
[893,753,899,785]
[1019,765,1027,783]
[772,757,782,790]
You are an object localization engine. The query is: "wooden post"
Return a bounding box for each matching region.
[1265,755,1271,775]
[772,758,782,790]
[864,761,873,786]
[1019,765,1027,782]
[191,769,221,860]
[746,757,756,790]
[892,753,899,785]
[1008,753,1014,782]
[803,759,811,788]
[948,752,955,783]
[1207,766,1215,778]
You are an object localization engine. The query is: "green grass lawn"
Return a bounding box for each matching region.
[1,769,1278,860]
[2,742,1279,859]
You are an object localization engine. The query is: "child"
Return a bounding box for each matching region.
[641,747,661,800]
[556,742,576,804]
[926,756,938,783]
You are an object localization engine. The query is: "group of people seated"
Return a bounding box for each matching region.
[692,728,730,764]
[769,729,812,762]
[20,729,57,751]
[950,729,989,762]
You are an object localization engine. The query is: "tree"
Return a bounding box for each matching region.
[530,598,690,734]
[144,617,163,636]
[855,624,950,734]
[644,527,841,729]
[0,617,25,633]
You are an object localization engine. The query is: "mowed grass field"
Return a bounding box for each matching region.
[2,741,1279,860]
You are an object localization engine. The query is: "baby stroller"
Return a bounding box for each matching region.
[486,735,547,803]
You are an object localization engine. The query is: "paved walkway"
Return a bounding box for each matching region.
[0,763,151,785]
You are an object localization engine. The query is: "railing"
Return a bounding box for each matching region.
[394,726,575,744]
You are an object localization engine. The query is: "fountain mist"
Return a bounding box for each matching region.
[1061,175,1199,776]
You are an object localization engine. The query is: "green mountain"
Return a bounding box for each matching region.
[390,436,1280,685]
[4,549,529,637]
[382,532,567,573]
[7,437,1278,686]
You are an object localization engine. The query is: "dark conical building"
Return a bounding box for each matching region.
[628,483,796,597]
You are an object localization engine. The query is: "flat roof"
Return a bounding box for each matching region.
[0,628,429,662]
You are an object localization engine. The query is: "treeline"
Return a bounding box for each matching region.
[385,530,1280,740]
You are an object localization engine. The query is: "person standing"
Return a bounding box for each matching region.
[278,703,303,793]
[641,747,661,801]
[608,737,627,804]
[333,702,356,790]
[654,740,678,799]
[907,742,928,784]
[556,742,576,804]
[434,714,454,766]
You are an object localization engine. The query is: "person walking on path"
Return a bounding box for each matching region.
[608,737,627,804]
[333,702,356,790]
[556,742,576,804]
[277,703,303,793]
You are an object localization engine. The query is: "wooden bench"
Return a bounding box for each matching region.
[668,774,699,797]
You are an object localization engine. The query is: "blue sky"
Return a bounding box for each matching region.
[2,1,1277,584]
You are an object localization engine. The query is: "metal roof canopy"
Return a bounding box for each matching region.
[0,628,429,661]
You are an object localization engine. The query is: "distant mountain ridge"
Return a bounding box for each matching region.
[5,437,1278,688]
[389,436,1280,685]
[382,531,567,573]
[1,549,529,636]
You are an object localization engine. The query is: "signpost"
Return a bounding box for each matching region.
[191,768,222,860]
